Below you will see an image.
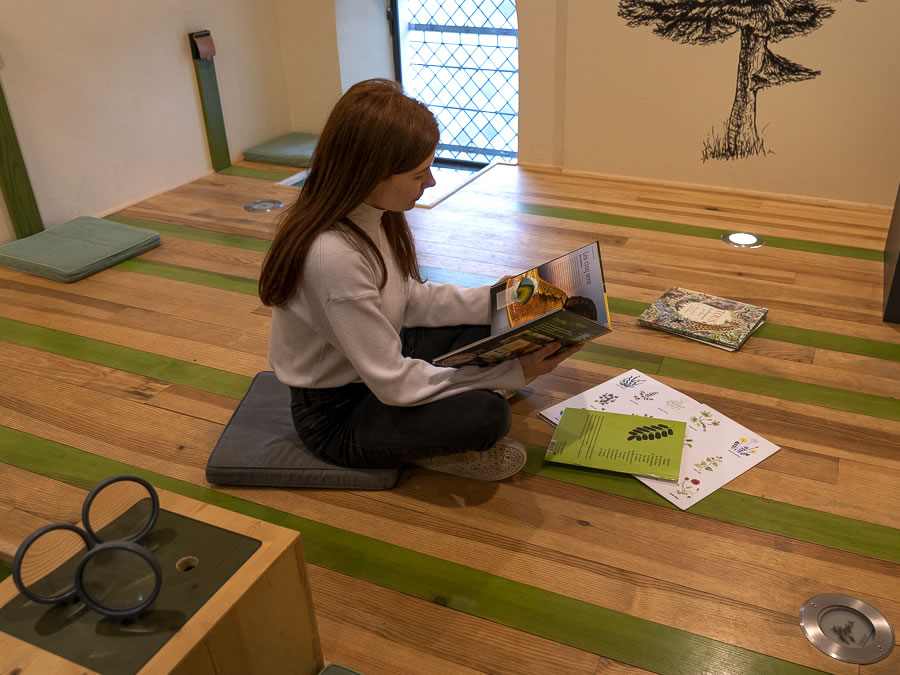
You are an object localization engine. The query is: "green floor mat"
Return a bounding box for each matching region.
[243,131,318,168]
[0,216,160,282]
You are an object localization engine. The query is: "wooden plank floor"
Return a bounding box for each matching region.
[1,162,898,674]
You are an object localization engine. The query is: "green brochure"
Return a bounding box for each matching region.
[546,409,686,480]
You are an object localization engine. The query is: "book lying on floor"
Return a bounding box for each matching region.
[538,368,701,426]
[433,241,612,367]
[538,369,781,509]
[545,408,686,480]
[635,401,780,509]
[636,287,768,351]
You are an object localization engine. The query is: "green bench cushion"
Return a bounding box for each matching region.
[206,371,401,490]
[243,131,319,168]
[0,216,160,283]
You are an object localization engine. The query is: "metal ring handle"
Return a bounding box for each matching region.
[11,523,93,604]
[81,475,160,544]
[74,540,163,621]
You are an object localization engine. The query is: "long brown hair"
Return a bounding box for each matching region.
[259,79,438,307]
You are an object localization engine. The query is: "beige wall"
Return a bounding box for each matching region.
[518,0,900,206]
[0,0,343,245]
[3,0,895,245]
[335,0,395,93]
[276,0,342,132]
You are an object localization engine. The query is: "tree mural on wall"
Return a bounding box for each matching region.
[617,0,866,160]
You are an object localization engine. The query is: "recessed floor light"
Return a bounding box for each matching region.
[244,199,284,212]
[721,231,764,248]
[799,594,894,664]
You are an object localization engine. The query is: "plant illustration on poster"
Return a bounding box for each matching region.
[617,0,867,161]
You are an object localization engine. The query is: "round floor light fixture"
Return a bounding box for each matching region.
[243,199,284,213]
[721,231,765,248]
[799,594,894,664]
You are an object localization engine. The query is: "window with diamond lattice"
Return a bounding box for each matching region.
[398,0,518,166]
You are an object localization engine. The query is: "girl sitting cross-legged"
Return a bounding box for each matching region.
[258,78,582,481]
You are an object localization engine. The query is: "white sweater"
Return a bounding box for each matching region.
[268,202,526,406]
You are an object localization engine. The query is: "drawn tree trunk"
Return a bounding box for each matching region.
[728,26,767,155]
[616,0,862,160]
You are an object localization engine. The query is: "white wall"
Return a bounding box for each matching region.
[335,0,395,93]
[518,0,900,206]
[275,0,343,132]
[0,0,394,245]
[4,0,892,246]
[0,0,300,244]
[518,0,567,169]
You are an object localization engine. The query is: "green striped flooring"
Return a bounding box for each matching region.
[204,164,885,262]
[0,426,827,675]
[218,165,295,181]
[2,315,897,565]
[0,317,251,399]
[514,204,884,261]
[105,214,900,363]
[2,201,893,673]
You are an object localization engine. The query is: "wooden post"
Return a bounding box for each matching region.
[0,76,43,239]
[189,31,232,172]
[884,182,900,323]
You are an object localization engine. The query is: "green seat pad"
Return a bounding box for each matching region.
[206,371,401,490]
[0,216,160,283]
[243,131,319,168]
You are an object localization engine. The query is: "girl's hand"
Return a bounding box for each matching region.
[518,341,584,381]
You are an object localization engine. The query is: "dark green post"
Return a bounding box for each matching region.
[0,76,43,238]
[189,31,231,172]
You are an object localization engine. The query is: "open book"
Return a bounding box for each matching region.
[433,242,612,367]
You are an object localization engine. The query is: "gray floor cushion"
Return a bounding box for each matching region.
[243,131,319,168]
[0,216,160,282]
[206,371,401,489]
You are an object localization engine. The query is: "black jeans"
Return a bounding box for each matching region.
[289,325,512,469]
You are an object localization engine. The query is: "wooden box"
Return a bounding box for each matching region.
[0,491,324,675]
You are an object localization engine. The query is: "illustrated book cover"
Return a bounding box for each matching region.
[636,287,768,351]
[433,241,612,367]
[545,408,686,480]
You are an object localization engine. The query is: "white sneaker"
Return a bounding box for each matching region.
[414,438,527,481]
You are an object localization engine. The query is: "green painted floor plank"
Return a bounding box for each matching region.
[114,258,258,296]
[107,214,271,252]
[0,426,826,675]
[577,343,666,373]
[657,356,900,421]
[218,165,296,181]
[104,216,900,362]
[0,317,250,400]
[574,343,900,421]
[523,444,900,565]
[514,203,884,261]
[753,323,900,361]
